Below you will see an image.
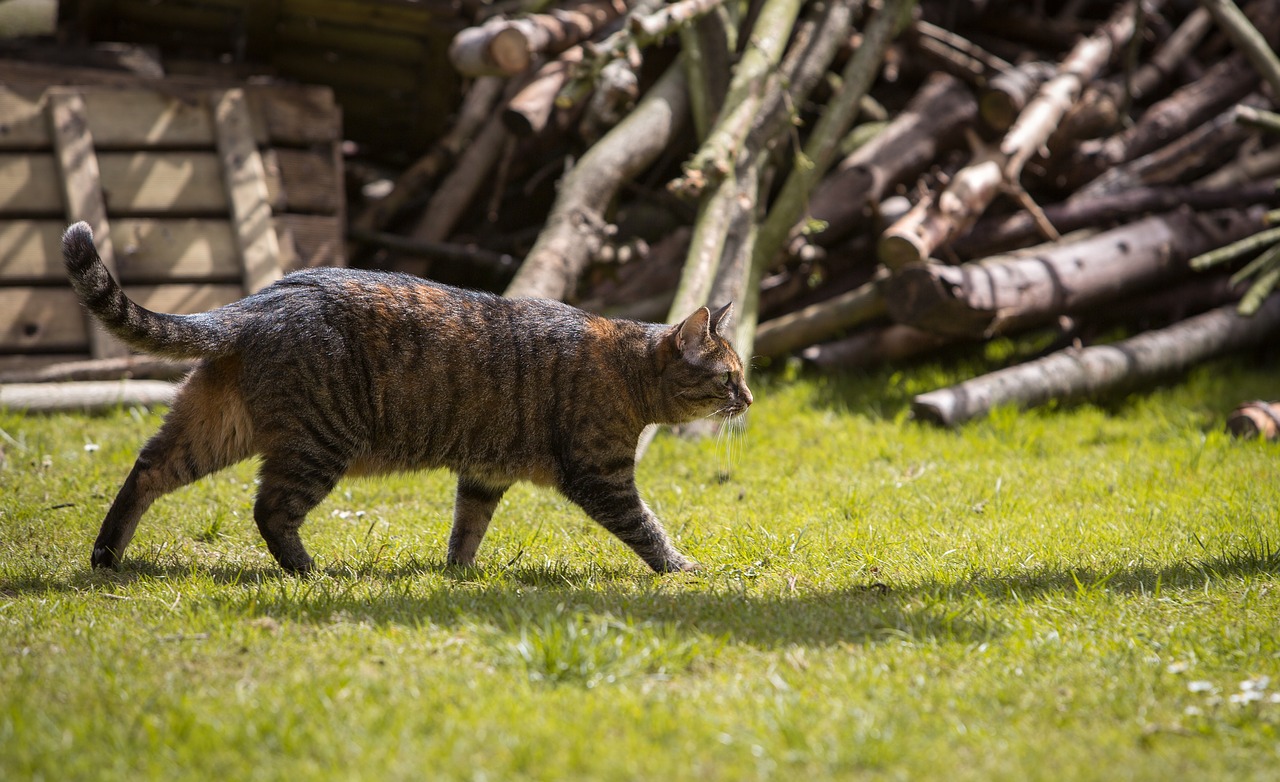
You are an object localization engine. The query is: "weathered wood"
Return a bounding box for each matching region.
[0,285,243,353]
[754,277,886,358]
[1062,52,1263,190]
[46,87,129,360]
[879,1,1147,268]
[911,294,1280,427]
[0,355,194,384]
[0,379,177,413]
[504,48,583,137]
[1226,400,1280,440]
[450,0,627,76]
[504,60,688,301]
[885,209,1265,338]
[956,179,1280,256]
[213,88,281,294]
[807,72,977,249]
[801,324,956,371]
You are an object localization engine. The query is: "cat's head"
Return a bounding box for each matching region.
[657,303,754,423]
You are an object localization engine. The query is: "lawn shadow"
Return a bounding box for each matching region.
[5,546,1275,651]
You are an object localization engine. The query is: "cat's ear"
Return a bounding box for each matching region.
[709,302,733,336]
[676,307,711,353]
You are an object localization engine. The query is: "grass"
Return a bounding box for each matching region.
[2,352,1280,780]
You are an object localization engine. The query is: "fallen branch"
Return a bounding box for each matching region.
[449,0,628,76]
[1,380,177,413]
[504,59,688,300]
[912,293,1280,427]
[0,357,193,384]
[885,208,1265,338]
[879,1,1148,268]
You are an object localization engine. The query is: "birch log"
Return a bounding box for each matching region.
[912,293,1280,427]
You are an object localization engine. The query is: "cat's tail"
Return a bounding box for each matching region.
[62,222,237,359]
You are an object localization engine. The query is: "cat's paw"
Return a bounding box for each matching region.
[656,557,701,574]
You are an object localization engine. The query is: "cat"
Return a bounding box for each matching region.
[61,221,753,575]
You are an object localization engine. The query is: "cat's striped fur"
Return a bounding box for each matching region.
[62,221,752,574]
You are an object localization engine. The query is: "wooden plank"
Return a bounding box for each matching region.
[0,220,68,282]
[112,218,241,282]
[212,88,281,293]
[273,213,344,271]
[245,85,341,144]
[0,284,244,353]
[97,151,228,213]
[82,89,215,149]
[0,85,51,148]
[46,87,129,359]
[267,147,341,215]
[0,218,242,284]
[0,155,64,213]
[0,287,85,352]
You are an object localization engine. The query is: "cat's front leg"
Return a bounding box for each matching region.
[447,475,510,566]
[559,468,698,573]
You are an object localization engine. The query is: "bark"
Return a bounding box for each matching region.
[907,19,1012,89]
[979,61,1054,132]
[669,0,857,339]
[504,47,584,136]
[630,0,730,39]
[754,277,886,357]
[801,323,956,370]
[0,380,178,413]
[956,179,1280,256]
[911,293,1280,427]
[349,77,504,244]
[449,0,628,76]
[1201,0,1280,99]
[741,0,911,360]
[1226,400,1280,440]
[878,1,1149,268]
[671,0,806,198]
[0,357,193,384]
[1076,103,1257,197]
[884,208,1266,338]
[1051,7,1213,148]
[1060,52,1263,190]
[504,60,688,301]
[806,72,978,248]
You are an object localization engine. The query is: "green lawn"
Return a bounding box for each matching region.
[2,356,1279,780]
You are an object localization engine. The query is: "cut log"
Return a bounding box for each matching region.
[0,356,193,384]
[1226,400,1280,440]
[1,380,177,413]
[878,1,1148,268]
[1060,50,1265,191]
[503,60,688,301]
[956,179,1280,256]
[449,0,628,76]
[912,293,1280,427]
[884,208,1265,338]
[801,324,956,371]
[807,72,977,249]
[754,277,886,357]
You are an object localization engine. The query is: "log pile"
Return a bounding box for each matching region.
[20,1,1280,419]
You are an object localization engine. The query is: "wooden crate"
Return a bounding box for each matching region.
[57,0,463,156]
[0,70,345,371]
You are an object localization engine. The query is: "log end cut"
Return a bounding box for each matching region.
[1226,400,1280,441]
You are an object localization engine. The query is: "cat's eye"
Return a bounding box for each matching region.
[721,371,733,387]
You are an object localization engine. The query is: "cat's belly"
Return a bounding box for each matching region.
[346,453,557,488]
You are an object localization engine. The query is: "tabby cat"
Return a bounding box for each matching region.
[62,222,752,574]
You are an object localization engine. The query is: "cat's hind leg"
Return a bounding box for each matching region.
[253,452,346,575]
[447,475,510,566]
[92,361,254,569]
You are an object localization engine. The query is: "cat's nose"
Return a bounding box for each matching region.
[742,386,754,406]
